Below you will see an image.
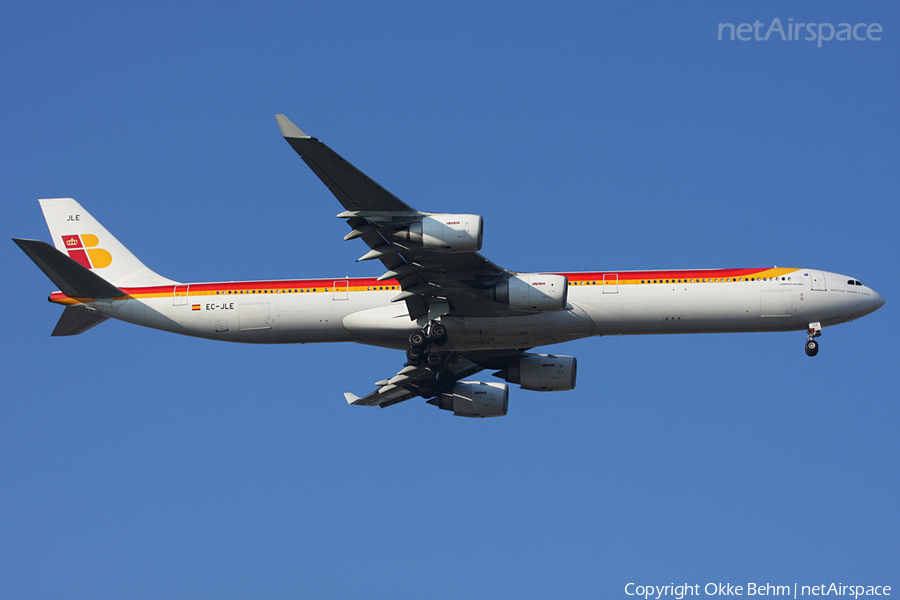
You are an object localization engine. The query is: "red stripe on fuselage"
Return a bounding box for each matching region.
[46,267,788,303]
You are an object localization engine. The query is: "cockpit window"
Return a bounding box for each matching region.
[856,280,863,286]
[847,279,864,286]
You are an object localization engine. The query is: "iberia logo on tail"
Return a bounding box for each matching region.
[62,234,112,269]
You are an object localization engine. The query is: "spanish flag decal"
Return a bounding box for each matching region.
[192,305,201,311]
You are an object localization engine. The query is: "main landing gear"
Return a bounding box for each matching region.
[406,321,447,361]
[805,322,822,357]
[406,321,455,398]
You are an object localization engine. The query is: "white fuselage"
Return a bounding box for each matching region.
[55,267,884,352]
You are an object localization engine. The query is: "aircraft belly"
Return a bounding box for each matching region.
[266,294,352,343]
[105,292,362,344]
[96,297,147,327]
[342,301,423,349]
[441,305,595,351]
[578,283,809,335]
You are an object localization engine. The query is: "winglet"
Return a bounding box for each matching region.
[344,392,362,405]
[275,114,309,139]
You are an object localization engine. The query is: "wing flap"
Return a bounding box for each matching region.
[348,385,419,408]
[344,356,485,408]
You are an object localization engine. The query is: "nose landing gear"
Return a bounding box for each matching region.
[805,322,822,357]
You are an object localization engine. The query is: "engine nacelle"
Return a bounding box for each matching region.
[429,381,509,418]
[497,353,577,391]
[397,214,483,252]
[493,274,568,312]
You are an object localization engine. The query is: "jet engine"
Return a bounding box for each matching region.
[493,274,568,312]
[395,214,483,252]
[427,381,509,418]
[495,353,577,391]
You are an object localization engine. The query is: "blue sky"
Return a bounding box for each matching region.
[2,1,897,598]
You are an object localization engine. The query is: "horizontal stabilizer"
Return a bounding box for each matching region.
[52,305,109,336]
[13,238,125,299]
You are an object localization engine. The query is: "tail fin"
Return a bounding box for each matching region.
[38,198,176,287]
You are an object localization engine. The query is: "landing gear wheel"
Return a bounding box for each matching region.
[406,346,426,364]
[426,351,446,369]
[418,378,438,399]
[436,369,456,388]
[430,323,448,346]
[805,339,819,357]
[409,331,427,348]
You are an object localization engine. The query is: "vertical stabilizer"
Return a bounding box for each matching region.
[38,198,177,287]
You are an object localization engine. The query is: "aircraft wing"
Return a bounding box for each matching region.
[344,355,485,408]
[276,115,415,213]
[277,115,515,320]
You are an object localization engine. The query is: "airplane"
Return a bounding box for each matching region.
[14,115,886,417]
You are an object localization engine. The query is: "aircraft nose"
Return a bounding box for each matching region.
[872,289,886,310]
